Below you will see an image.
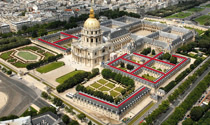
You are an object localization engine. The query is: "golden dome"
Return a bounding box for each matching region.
[84,7,100,29]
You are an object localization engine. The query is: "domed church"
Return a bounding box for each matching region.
[71,7,114,67]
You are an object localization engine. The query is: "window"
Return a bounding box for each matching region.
[91,31,93,34]
[109,47,111,49]
[91,39,93,43]
[95,60,97,63]
[96,38,98,43]
[95,52,97,55]
[102,49,105,53]
[87,38,89,42]
[103,56,105,60]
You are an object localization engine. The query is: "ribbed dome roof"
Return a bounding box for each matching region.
[83,7,100,30]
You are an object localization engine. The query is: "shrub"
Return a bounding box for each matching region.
[127,64,134,70]
[62,115,70,124]
[26,54,63,70]
[41,92,48,99]
[56,72,89,93]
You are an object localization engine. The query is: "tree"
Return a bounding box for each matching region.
[114,74,122,83]
[127,64,134,70]
[39,107,56,114]
[88,121,92,125]
[0,115,18,121]
[22,25,28,31]
[182,118,194,125]
[21,108,37,117]
[62,115,70,124]
[152,49,156,55]
[190,106,204,121]
[32,31,38,38]
[120,62,125,68]
[6,70,12,75]
[68,120,79,125]
[77,113,86,121]
[121,89,126,95]
[170,56,177,64]
[41,92,48,99]
[101,69,112,79]
[161,53,171,60]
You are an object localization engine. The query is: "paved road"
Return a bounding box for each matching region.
[158,66,210,124]
[132,56,210,125]
[0,72,49,117]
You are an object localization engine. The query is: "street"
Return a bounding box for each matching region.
[159,66,210,124]
[0,72,49,117]
[133,56,210,125]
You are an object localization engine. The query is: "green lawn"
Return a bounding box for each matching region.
[114,87,124,93]
[166,12,192,18]
[106,82,115,89]
[17,51,38,60]
[132,59,136,62]
[189,53,196,57]
[103,92,109,95]
[87,86,95,91]
[119,67,127,71]
[187,7,204,12]
[44,52,54,59]
[37,49,45,54]
[56,70,85,84]
[36,61,65,73]
[142,74,156,81]
[98,79,107,84]
[8,58,16,62]
[13,61,27,68]
[110,90,119,97]
[195,15,210,25]
[99,86,110,91]
[21,46,40,51]
[184,26,205,36]
[0,51,13,60]
[128,102,155,125]
[91,82,102,88]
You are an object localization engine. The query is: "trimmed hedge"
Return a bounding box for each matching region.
[26,54,63,70]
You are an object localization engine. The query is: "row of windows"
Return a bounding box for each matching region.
[85,30,100,35]
[86,38,99,43]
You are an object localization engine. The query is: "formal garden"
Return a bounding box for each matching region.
[0,45,56,68]
[86,79,126,98]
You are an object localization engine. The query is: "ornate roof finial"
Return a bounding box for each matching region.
[89,0,95,18]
